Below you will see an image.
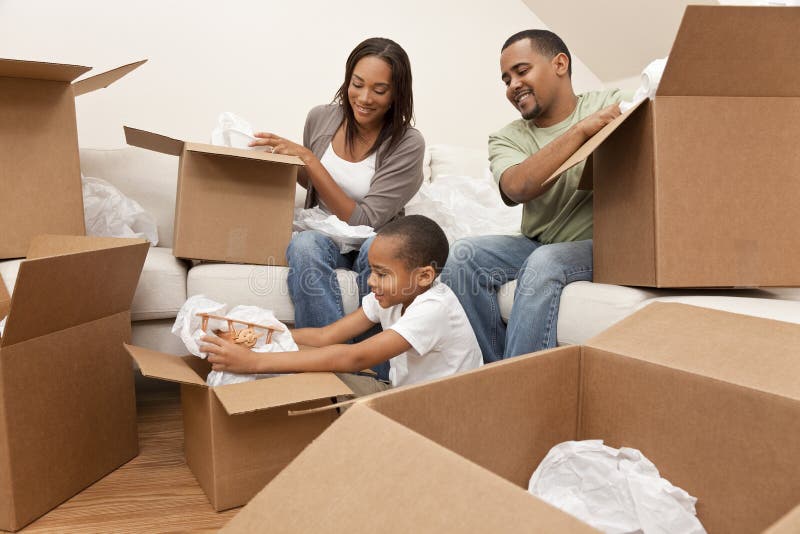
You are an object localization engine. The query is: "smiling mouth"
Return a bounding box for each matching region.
[515,91,534,107]
[355,104,373,114]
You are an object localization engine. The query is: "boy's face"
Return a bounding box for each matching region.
[367,235,431,309]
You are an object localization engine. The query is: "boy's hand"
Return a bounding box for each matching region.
[575,104,621,140]
[201,335,261,374]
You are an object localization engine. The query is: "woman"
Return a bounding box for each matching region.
[250,37,424,338]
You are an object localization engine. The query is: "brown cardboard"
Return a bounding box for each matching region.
[0,236,148,532]
[0,58,146,259]
[546,5,800,287]
[224,303,800,533]
[124,126,304,265]
[124,344,353,510]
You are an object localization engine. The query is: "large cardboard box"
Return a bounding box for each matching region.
[0,235,149,531]
[0,58,146,259]
[124,344,354,510]
[222,303,800,533]
[546,5,800,288]
[124,127,304,265]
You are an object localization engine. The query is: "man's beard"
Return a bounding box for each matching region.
[521,103,543,121]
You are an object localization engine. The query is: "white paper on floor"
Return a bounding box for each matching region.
[172,295,298,386]
[82,175,159,245]
[528,440,706,534]
[210,111,266,150]
[293,206,376,254]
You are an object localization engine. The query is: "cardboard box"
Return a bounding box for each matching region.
[222,303,800,533]
[124,344,354,510]
[0,235,149,531]
[546,5,800,288]
[124,127,304,265]
[0,58,146,259]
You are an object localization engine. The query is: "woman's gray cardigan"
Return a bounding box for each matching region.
[302,104,425,230]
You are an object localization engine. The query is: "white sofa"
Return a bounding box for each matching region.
[2,145,798,356]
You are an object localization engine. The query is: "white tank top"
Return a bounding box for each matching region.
[318,142,376,213]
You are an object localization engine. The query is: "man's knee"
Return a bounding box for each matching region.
[517,242,591,295]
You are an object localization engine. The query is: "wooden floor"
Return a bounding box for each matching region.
[9,383,238,533]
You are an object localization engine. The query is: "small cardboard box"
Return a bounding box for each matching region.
[124,127,304,266]
[222,303,800,533]
[124,344,354,510]
[0,58,146,259]
[546,5,800,288]
[0,235,149,531]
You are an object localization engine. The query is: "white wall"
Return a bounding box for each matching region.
[0,0,604,151]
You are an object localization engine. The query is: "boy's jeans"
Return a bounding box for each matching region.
[440,235,593,363]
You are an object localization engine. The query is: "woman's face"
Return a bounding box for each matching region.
[347,55,393,130]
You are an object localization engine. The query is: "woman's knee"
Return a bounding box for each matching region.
[286,231,335,266]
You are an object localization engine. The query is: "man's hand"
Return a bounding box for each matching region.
[201,334,263,374]
[575,104,622,140]
[249,132,314,163]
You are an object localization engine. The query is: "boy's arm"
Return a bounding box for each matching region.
[498,104,621,204]
[291,308,377,347]
[202,329,411,375]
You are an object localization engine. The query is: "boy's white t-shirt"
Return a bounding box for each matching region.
[361,281,482,387]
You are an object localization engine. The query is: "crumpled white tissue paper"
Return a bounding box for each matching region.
[528,440,706,534]
[82,175,159,245]
[293,207,375,254]
[619,58,668,114]
[405,170,521,243]
[172,295,298,386]
[210,111,266,150]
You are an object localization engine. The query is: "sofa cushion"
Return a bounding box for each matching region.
[0,246,187,322]
[498,280,800,346]
[187,264,360,324]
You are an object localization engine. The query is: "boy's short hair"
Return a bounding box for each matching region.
[377,215,449,274]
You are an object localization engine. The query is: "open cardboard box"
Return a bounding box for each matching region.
[0,58,146,259]
[222,303,800,533]
[545,5,800,288]
[0,235,149,531]
[124,126,304,266]
[124,344,354,510]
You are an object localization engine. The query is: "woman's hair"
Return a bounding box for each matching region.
[333,37,414,161]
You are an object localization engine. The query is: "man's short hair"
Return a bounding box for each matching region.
[502,29,572,77]
[377,215,449,274]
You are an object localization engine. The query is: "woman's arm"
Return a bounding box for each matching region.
[346,128,425,229]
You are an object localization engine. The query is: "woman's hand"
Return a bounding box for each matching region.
[249,132,314,163]
[201,334,262,374]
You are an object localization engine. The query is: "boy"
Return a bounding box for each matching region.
[202,215,482,396]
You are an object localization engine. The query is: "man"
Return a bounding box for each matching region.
[440,29,623,362]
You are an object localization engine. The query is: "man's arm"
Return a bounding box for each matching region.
[202,329,412,375]
[499,104,621,204]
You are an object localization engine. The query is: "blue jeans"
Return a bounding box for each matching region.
[440,235,593,363]
[286,230,389,379]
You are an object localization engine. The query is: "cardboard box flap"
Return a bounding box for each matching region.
[0,57,90,83]
[543,98,646,186]
[124,344,206,387]
[0,273,9,322]
[72,59,146,97]
[222,403,596,533]
[586,302,800,401]
[213,372,353,415]
[25,235,146,259]
[658,6,800,97]
[184,142,306,166]
[124,126,185,156]
[1,240,148,347]
[765,503,800,533]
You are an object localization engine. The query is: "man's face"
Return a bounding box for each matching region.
[501,39,559,121]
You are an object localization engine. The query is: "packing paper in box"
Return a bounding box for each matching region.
[172,295,298,386]
[528,440,706,534]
